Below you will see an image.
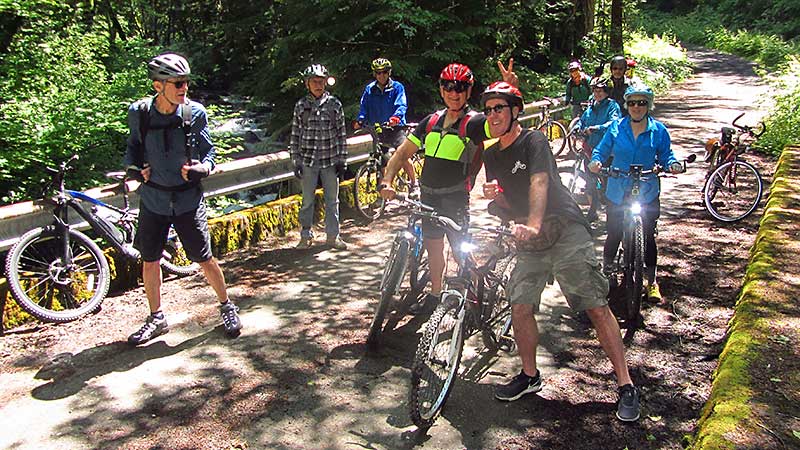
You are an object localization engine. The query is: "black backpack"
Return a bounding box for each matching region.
[135,97,194,166]
[133,97,199,192]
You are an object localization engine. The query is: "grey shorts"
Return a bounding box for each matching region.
[507,221,608,312]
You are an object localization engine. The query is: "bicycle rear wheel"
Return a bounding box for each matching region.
[566,117,582,156]
[5,227,110,323]
[703,160,763,222]
[367,234,410,350]
[538,120,568,158]
[409,294,465,429]
[354,161,385,220]
[622,216,645,341]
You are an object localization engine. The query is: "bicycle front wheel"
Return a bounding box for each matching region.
[538,120,568,158]
[622,217,645,341]
[566,117,582,156]
[354,162,385,220]
[409,294,465,429]
[5,227,110,323]
[367,235,411,350]
[703,160,763,222]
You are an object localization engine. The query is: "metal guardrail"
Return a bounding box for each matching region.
[0,97,568,252]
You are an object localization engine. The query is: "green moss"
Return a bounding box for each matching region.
[689,146,800,449]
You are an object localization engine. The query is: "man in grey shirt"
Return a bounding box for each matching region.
[124,52,242,346]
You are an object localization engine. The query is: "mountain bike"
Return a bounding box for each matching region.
[408,219,516,429]
[536,97,568,159]
[601,155,693,342]
[4,155,199,323]
[352,122,421,220]
[702,113,765,222]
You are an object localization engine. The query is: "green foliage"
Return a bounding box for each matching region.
[758,57,800,152]
[624,31,693,93]
[0,2,152,205]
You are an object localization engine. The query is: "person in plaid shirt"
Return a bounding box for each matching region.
[290,64,348,250]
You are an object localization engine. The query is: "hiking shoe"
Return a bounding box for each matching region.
[495,369,543,401]
[616,384,641,422]
[296,236,312,249]
[326,236,348,250]
[408,293,439,315]
[220,301,242,337]
[647,283,662,302]
[128,314,169,346]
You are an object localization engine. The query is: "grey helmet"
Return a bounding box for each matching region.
[148,53,191,80]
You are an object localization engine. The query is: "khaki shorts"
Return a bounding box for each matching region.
[507,221,608,312]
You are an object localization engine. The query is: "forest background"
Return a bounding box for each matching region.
[0,0,798,206]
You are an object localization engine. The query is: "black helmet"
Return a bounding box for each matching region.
[148,53,191,81]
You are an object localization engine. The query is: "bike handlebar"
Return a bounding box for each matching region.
[601,153,696,179]
[731,112,766,138]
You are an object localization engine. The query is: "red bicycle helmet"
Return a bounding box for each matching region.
[480,81,524,110]
[439,63,474,85]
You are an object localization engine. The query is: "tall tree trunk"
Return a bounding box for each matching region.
[610,0,623,53]
[573,0,595,58]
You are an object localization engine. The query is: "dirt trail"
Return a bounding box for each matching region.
[0,49,777,450]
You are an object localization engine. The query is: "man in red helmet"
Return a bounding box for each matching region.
[480,80,640,422]
[380,60,516,314]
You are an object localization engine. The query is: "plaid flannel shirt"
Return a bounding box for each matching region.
[289,92,347,168]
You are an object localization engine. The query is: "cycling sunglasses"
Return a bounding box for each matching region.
[440,80,470,93]
[483,104,510,115]
[627,99,649,107]
[374,70,390,75]
[166,79,190,89]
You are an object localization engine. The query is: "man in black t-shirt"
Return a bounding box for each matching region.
[380,60,516,314]
[480,81,641,423]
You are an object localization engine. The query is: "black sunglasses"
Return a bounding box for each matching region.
[166,80,190,89]
[440,80,470,93]
[483,104,511,115]
[374,70,390,75]
[611,65,626,71]
[627,99,649,107]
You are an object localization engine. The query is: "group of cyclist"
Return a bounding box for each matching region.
[568,54,682,302]
[121,50,690,425]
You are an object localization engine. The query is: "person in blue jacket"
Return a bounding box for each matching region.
[576,76,621,222]
[589,83,683,302]
[354,58,417,191]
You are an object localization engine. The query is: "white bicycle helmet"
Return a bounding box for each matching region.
[147,53,191,81]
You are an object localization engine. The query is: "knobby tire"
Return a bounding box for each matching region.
[5,227,110,323]
[480,254,516,352]
[623,216,645,342]
[409,295,465,429]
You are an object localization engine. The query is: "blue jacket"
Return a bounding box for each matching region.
[591,116,678,206]
[356,79,407,125]
[578,97,621,149]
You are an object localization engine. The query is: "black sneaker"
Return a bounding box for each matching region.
[220,301,242,337]
[616,384,641,422]
[408,293,439,315]
[495,370,542,401]
[128,314,169,346]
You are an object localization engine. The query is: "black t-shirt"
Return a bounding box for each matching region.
[411,111,487,189]
[483,129,585,224]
